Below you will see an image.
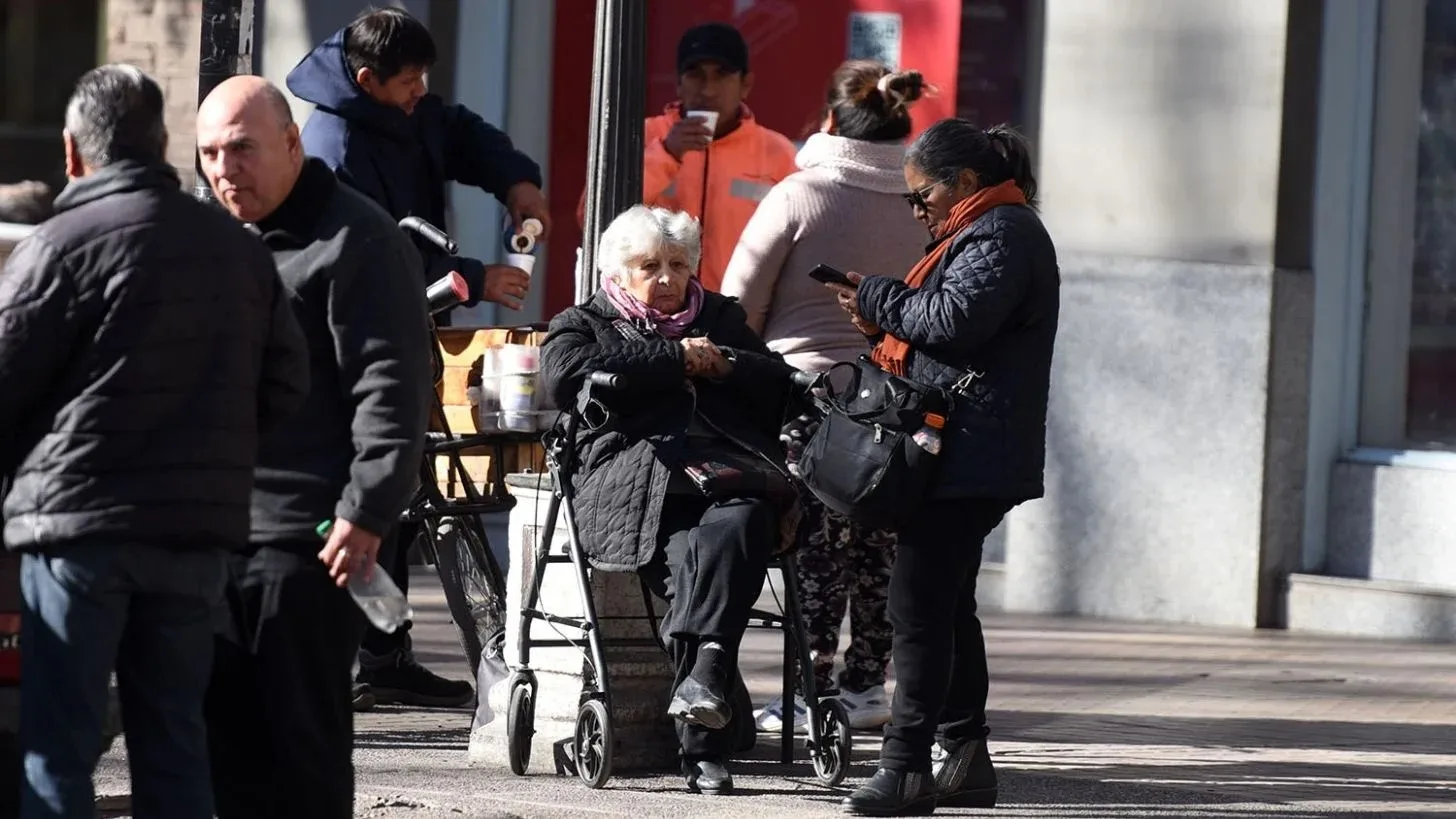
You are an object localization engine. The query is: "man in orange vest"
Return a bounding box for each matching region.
[579,21,797,293]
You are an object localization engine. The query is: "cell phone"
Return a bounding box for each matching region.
[808,263,855,288]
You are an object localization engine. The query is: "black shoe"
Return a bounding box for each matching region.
[352,683,376,713]
[682,757,734,795]
[357,655,474,708]
[932,739,997,808]
[668,644,731,730]
[843,768,938,816]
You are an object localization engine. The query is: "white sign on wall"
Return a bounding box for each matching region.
[847,11,903,70]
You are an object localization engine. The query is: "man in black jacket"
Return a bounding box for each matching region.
[195,75,431,819]
[0,65,308,819]
[287,5,544,708]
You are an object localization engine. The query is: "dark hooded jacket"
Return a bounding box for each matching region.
[285,27,542,313]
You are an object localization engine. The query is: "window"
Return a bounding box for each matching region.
[1410,0,1456,446]
[0,0,101,186]
[955,0,1042,139]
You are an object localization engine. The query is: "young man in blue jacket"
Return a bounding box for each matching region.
[287,7,549,316]
[287,7,549,709]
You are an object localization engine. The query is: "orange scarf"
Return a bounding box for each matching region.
[871,180,1027,376]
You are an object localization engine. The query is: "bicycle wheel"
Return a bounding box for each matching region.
[428,516,507,678]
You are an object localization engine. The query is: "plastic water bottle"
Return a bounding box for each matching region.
[316,520,413,634]
[911,412,946,456]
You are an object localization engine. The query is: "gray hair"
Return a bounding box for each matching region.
[596,205,702,281]
[64,64,167,168]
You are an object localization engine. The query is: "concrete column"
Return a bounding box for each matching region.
[1001,0,1318,629]
[469,473,677,773]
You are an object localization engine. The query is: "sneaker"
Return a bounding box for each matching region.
[352,683,376,713]
[753,694,808,734]
[357,654,475,708]
[836,684,892,730]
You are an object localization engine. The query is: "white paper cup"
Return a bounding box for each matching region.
[687,109,719,141]
[504,252,536,277]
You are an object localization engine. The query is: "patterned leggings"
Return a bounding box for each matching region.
[795,493,897,694]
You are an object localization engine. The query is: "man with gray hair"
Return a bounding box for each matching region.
[0,64,309,818]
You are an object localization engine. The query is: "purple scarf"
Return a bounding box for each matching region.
[603,276,705,339]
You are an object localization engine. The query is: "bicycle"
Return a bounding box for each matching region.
[397,217,534,681]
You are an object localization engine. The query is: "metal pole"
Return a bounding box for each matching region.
[578,0,648,303]
[194,0,257,201]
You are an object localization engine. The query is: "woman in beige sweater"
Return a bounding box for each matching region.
[721,61,927,733]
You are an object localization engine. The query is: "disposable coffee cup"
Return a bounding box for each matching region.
[505,252,536,277]
[687,110,719,142]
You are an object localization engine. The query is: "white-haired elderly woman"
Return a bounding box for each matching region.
[541,205,799,795]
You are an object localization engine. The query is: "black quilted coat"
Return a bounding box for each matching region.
[540,290,795,572]
[856,203,1059,501]
[0,161,309,551]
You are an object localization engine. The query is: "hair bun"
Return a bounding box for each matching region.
[877,70,927,111]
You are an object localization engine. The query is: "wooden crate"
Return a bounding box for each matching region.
[432,326,549,496]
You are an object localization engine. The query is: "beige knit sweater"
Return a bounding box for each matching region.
[721,132,927,373]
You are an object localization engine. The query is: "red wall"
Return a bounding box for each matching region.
[543,0,964,316]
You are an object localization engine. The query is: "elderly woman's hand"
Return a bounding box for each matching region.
[680,336,732,378]
[825,273,879,336]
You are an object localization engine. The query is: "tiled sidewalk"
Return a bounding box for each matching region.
[97,571,1456,817]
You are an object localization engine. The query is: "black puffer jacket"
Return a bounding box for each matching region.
[856,204,1059,500]
[541,290,794,572]
[0,161,309,551]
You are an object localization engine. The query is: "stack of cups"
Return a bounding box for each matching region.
[473,348,501,431]
[497,343,541,432]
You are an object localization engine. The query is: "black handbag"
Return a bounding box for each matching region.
[796,356,954,529]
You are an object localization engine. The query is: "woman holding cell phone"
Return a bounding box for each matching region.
[823,119,1060,816]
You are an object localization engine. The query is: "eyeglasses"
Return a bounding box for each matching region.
[902,181,939,212]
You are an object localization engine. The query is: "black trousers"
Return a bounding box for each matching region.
[205,544,367,819]
[359,522,413,659]
[639,494,775,760]
[880,499,1010,772]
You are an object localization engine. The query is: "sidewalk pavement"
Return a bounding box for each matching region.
[97,568,1456,818]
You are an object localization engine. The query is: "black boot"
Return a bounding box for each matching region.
[842,768,938,816]
[933,739,997,808]
[351,683,376,712]
[669,642,732,730]
[682,757,734,795]
[357,652,474,708]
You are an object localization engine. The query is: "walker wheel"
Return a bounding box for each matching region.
[574,698,614,789]
[506,674,536,776]
[812,697,853,786]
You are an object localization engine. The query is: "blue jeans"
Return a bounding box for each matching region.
[19,542,225,819]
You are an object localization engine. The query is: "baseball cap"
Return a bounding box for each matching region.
[677,22,749,75]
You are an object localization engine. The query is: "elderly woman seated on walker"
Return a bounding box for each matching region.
[540,205,799,795]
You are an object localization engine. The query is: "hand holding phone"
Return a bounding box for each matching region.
[809,263,856,288]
